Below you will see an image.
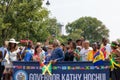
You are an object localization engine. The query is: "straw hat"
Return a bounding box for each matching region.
[8,38,19,44]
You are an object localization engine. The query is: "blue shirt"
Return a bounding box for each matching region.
[23,48,33,61]
[45,52,51,62]
[50,47,64,61]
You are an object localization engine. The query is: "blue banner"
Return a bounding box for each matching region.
[13,61,110,80]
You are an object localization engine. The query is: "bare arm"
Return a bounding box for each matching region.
[17,53,21,61]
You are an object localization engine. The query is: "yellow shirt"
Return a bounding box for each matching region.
[87,50,104,61]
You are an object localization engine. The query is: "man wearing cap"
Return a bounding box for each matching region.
[80,40,93,61]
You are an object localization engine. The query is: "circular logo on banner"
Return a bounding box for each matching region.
[14,70,28,80]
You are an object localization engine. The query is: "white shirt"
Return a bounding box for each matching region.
[5,50,19,64]
[105,44,111,53]
[105,44,112,59]
[40,50,45,62]
[80,47,93,61]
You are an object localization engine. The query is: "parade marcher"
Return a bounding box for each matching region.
[4,38,21,80]
[33,45,45,66]
[71,41,81,61]
[36,42,42,46]
[87,42,104,61]
[44,45,53,63]
[109,41,120,80]
[0,41,8,79]
[19,46,24,54]
[80,40,93,61]
[101,38,111,59]
[50,39,64,64]
[21,41,34,61]
[0,51,4,80]
[76,39,82,52]
[76,39,82,47]
[64,41,80,61]
[0,41,8,59]
[60,43,67,54]
[5,38,21,62]
[67,38,73,45]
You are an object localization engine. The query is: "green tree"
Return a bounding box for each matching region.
[0,0,49,40]
[46,18,60,36]
[67,29,82,41]
[66,16,109,42]
[0,0,51,44]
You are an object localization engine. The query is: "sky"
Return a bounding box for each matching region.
[43,0,120,41]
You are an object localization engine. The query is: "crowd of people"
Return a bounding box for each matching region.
[0,37,120,80]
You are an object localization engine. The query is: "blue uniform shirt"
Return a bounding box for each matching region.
[50,47,64,61]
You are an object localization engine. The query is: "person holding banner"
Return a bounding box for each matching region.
[50,39,64,64]
[21,41,34,61]
[64,41,80,61]
[33,45,45,67]
[87,42,104,62]
[4,38,21,80]
[101,38,111,59]
[80,40,93,61]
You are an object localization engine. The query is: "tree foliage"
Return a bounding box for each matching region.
[66,16,109,43]
[0,0,61,44]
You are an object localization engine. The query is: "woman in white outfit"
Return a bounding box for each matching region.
[4,38,21,80]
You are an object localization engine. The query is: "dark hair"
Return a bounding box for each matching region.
[67,38,73,45]
[118,43,120,47]
[76,39,81,43]
[42,46,47,52]
[34,45,40,55]
[67,38,72,42]
[27,41,32,48]
[70,41,76,49]
[8,43,16,50]
[97,42,101,49]
[61,43,65,46]
[102,38,107,42]
[0,51,2,59]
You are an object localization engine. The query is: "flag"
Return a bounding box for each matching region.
[109,54,120,70]
[26,66,31,69]
[93,51,104,66]
[42,62,52,75]
[40,62,45,67]
[68,66,71,70]
[62,66,67,70]
[53,66,57,70]
[101,47,107,58]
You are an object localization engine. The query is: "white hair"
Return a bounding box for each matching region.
[84,40,90,43]
[53,39,60,47]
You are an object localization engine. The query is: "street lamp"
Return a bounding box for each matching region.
[46,0,50,6]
